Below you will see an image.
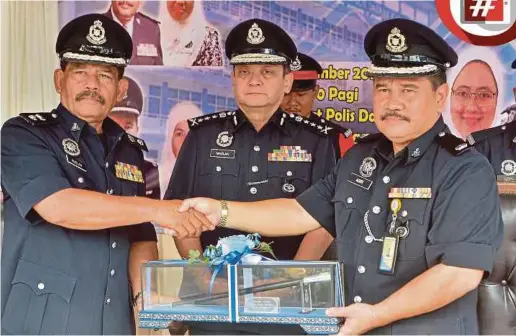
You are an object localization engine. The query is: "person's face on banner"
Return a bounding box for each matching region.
[111,1,140,22]
[281,87,319,118]
[171,120,190,157]
[109,111,139,136]
[373,76,448,151]
[54,62,128,124]
[232,64,293,111]
[450,61,498,138]
[167,1,194,22]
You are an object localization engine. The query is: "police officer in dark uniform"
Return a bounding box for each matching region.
[282,52,355,159]
[1,14,209,335]
[164,18,338,334]
[104,1,163,65]
[180,18,503,334]
[109,76,160,199]
[469,59,516,179]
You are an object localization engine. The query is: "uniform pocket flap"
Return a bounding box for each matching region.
[12,259,76,303]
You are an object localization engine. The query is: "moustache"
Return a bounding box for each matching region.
[75,91,105,105]
[381,111,410,122]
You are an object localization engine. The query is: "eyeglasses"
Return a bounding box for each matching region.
[451,89,497,106]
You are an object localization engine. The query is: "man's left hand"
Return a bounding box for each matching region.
[326,303,382,335]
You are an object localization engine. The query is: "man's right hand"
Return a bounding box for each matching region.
[178,198,221,227]
[154,200,216,239]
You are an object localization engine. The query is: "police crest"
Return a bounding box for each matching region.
[216,131,234,148]
[385,27,407,54]
[359,157,377,178]
[247,23,265,45]
[86,20,107,45]
[501,159,516,176]
[62,138,81,157]
[290,56,302,71]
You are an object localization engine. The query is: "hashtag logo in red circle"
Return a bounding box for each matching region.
[436,0,516,46]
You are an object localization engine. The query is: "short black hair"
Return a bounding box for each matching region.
[427,71,447,91]
[60,61,125,80]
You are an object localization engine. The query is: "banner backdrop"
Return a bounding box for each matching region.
[58,1,516,193]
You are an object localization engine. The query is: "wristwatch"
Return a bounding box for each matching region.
[220,200,228,227]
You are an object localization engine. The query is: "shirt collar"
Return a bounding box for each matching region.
[110,7,134,36]
[374,117,447,164]
[57,104,125,141]
[231,108,290,136]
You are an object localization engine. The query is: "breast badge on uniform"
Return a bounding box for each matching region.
[501,160,516,176]
[267,146,312,162]
[359,157,377,178]
[114,162,144,183]
[62,138,81,156]
[216,131,234,148]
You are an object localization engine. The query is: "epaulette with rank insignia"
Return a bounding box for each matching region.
[126,133,148,152]
[468,122,515,145]
[187,111,236,129]
[19,112,59,126]
[355,133,383,143]
[309,113,353,138]
[282,112,336,136]
[436,131,470,155]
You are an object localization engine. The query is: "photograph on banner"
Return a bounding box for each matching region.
[58,0,516,165]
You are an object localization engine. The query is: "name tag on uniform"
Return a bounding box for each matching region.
[136,43,158,57]
[114,162,144,183]
[210,148,236,159]
[347,172,373,190]
[66,155,86,172]
[497,175,516,183]
[388,187,431,199]
[268,146,312,162]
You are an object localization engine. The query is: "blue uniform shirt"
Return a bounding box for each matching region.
[1,104,156,335]
[297,118,503,334]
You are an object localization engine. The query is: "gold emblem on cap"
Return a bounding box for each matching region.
[247,23,265,45]
[290,56,302,71]
[87,20,107,45]
[386,27,407,54]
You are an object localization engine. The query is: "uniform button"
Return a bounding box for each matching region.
[365,235,373,244]
[107,189,114,195]
[106,297,111,304]
[401,210,408,217]
[501,280,508,286]
[251,166,259,172]
[250,187,257,195]
[372,206,381,214]
[37,282,45,290]
[357,265,366,274]
[438,132,445,137]
[215,166,222,172]
[105,162,109,168]
[110,269,116,276]
[78,177,84,183]
[346,197,353,204]
[382,176,390,184]
[253,145,260,152]
[502,126,507,131]
[353,295,362,303]
[286,170,293,177]
[111,241,117,249]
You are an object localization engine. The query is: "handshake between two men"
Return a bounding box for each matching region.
[166,197,318,239]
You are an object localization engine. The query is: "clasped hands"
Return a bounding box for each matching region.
[152,197,220,238]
